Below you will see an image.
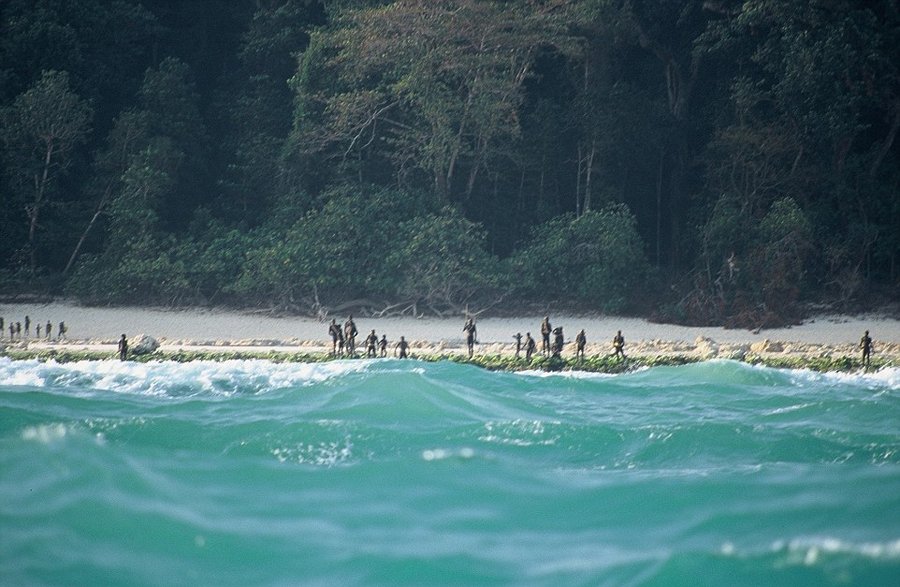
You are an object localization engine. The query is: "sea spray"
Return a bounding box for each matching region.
[1,358,898,585]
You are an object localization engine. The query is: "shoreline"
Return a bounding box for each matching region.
[1,300,897,373]
[1,342,896,375]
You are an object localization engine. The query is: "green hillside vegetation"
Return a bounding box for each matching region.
[1,1,898,326]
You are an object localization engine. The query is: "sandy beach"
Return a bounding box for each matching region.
[1,300,898,360]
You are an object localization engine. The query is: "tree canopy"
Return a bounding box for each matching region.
[0,0,897,325]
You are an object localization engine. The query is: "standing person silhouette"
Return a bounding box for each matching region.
[540,316,552,356]
[328,319,342,355]
[552,327,564,358]
[344,315,358,355]
[525,332,536,360]
[118,334,128,361]
[365,329,378,358]
[463,318,477,358]
[575,329,587,360]
[612,330,626,360]
[395,336,409,359]
[859,330,873,368]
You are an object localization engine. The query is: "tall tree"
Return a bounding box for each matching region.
[1,70,92,273]
[289,0,575,201]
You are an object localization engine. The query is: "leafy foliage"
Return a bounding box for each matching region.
[511,204,650,312]
[0,0,897,322]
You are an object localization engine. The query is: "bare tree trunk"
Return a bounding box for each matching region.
[583,140,596,213]
[28,142,55,273]
[464,136,486,201]
[64,186,112,275]
[575,144,583,217]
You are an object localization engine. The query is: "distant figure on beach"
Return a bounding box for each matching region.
[118,334,128,361]
[0,317,4,333]
[859,330,873,367]
[58,321,67,340]
[541,316,552,356]
[395,336,409,359]
[329,319,342,355]
[552,326,564,358]
[463,318,477,358]
[575,329,586,360]
[24,315,30,337]
[514,333,522,358]
[612,330,626,359]
[366,329,378,358]
[379,335,388,357]
[46,320,52,340]
[36,324,42,338]
[344,316,358,355]
[525,332,536,360]
[8,323,13,341]
[16,322,21,339]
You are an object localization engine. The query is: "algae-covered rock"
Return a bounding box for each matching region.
[721,343,750,360]
[750,339,784,353]
[695,336,719,359]
[131,334,160,355]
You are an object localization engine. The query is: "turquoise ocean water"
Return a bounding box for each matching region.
[1,357,898,586]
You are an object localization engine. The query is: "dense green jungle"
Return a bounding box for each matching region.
[1,0,898,327]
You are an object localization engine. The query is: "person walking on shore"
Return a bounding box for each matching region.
[8,323,13,341]
[514,333,522,358]
[612,330,626,360]
[575,329,587,360]
[329,319,342,355]
[36,323,42,338]
[379,335,388,358]
[463,318,477,358]
[859,330,873,367]
[541,316,552,356]
[552,326,564,358]
[24,315,30,338]
[344,315,358,355]
[58,322,67,341]
[45,320,52,340]
[525,332,536,360]
[365,329,378,358]
[395,336,409,359]
[118,334,128,361]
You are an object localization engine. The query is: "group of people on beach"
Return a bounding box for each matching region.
[328,315,410,358]
[2,311,878,367]
[508,316,627,361]
[1,315,67,342]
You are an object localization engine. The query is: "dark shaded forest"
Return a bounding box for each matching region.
[1,0,898,326]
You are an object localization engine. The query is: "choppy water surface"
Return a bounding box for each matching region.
[1,357,898,586]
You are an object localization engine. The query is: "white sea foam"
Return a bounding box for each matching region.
[0,356,374,397]
[788,366,900,391]
[517,369,619,380]
[775,537,900,563]
[421,447,476,461]
[21,422,68,443]
[272,436,355,467]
